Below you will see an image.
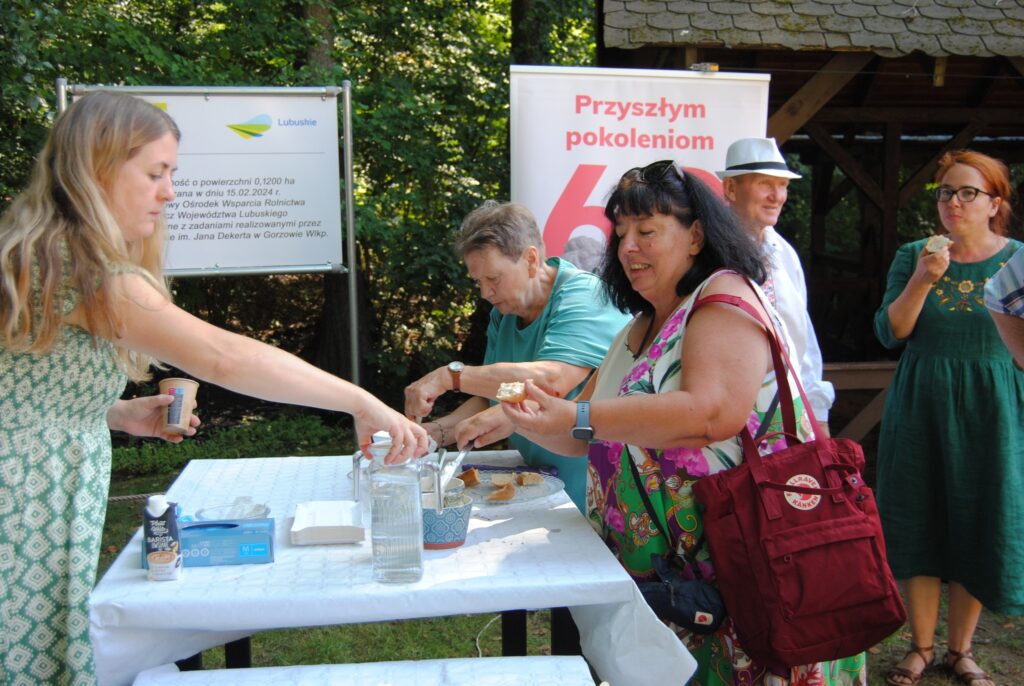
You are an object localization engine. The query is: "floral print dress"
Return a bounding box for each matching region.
[585,272,866,686]
[1,274,127,685]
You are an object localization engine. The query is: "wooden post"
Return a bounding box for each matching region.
[767,52,874,144]
[810,150,834,287]
[805,123,884,209]
[882,122,902,270]
[898,122,986,206]
[932,56,947,87]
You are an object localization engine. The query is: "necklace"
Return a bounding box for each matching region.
[628,314,656,360]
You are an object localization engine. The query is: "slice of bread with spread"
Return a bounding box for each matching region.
[495,381,527,402]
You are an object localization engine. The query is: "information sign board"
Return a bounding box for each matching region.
[70,86,344,276]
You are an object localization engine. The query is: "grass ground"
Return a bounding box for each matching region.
[99,392,1024,682]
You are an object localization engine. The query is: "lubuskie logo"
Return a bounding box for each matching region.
[227,114,272,139]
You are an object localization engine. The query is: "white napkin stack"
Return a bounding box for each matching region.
[290,500,365,545]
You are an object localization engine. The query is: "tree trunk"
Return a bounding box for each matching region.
[303,3,357,381]
[511,0,547,66]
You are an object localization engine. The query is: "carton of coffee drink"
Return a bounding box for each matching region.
[144,494,183,581]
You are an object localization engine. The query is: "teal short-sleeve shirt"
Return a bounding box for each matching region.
[484,257,631,509]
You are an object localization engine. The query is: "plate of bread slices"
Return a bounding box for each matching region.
[457,467,564,506]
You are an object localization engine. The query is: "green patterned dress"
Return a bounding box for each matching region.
[875,238,1024,615]
[1,282,126,685]
[586,272,866,685]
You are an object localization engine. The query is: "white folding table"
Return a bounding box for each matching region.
[90,452,695,686]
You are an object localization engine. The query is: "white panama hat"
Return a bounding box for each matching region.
[716,137,801,180]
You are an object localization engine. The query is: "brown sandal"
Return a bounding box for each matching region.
[886,644,935,685]
[944,648,994,685]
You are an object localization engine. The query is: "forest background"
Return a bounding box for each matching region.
[1,0,599,424]
[3,0,1004,421]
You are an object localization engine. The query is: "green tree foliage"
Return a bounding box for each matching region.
[338,2,513,393]
[512,0,596,66]
[0,0,596,410]
[0,2,60,201]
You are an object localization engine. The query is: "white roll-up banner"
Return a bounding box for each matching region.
[511,66,770,271]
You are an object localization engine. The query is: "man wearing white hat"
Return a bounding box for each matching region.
[717,137,834,436]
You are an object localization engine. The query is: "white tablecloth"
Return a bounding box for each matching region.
[91,452,694,686]
[133,656,595,685]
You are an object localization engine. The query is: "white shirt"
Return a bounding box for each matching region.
[761,226,834,421]
[984,245,1024,317]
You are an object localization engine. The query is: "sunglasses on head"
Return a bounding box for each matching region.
[630,160,686,185]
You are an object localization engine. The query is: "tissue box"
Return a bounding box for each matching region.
[142,518,275,568]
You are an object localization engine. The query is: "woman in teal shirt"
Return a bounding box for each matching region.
[405,201,630,509]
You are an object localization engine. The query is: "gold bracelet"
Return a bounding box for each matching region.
[430,421,446,446]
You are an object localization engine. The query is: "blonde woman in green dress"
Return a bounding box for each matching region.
[876,150,1021,686]
[0,91,428,685]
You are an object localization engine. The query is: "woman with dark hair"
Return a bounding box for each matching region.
[876,149,1021,686]
[501,161,866,684]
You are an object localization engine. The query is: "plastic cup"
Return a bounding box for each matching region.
[158,378,199,435]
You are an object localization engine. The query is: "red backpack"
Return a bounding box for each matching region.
[690,291,905,673]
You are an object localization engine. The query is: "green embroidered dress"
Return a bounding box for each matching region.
[1,281,126,684]
[875,238,1024,615]
[587,272,866,685]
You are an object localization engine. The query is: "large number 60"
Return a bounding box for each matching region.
[542,164,724,258]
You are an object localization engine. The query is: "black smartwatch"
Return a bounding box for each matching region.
[571,400,594,441]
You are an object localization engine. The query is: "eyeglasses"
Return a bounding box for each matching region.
[634,160,685,185]
[934,186,993,203]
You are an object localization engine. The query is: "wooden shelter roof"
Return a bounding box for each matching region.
[599,0,1024,154]
[605,0,1024,58]
[598,0,1024,366]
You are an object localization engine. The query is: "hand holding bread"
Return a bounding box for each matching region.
[925,234,953,253]
[913,235,952,287]
[495,381,527,403]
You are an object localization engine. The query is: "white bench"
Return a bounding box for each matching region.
[132,656,597,685]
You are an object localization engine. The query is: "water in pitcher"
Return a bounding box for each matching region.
[368,433,423,583]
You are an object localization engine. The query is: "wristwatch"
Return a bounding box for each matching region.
[447,361,465,392]
[571,400,594,441]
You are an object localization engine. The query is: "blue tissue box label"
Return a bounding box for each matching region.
[142,518,274,568]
